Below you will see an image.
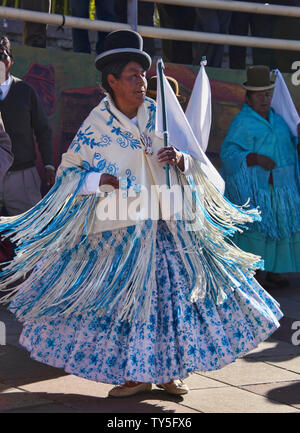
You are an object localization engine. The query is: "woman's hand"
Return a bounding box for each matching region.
[45,166,56,187]
[99,173,119,193]
[157,146,185,172]
[246,153,276,171]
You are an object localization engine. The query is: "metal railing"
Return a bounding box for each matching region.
[142,0,300,18]
[0,1,299,51]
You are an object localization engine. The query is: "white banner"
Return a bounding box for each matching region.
[271,69,300,137]
[155,59,225,193]
[186,61,212,153]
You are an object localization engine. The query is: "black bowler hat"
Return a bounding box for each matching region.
[243,65,275,91]
[95,29,152,72]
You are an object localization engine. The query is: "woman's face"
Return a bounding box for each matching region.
[108,61,147,114]
[246,90,273,119]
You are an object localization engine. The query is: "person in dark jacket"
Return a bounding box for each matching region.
[0,112,14,266]
[0,36,55,216]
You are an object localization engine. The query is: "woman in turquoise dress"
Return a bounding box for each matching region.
[220,65,300,289]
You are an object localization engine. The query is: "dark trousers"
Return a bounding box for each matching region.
[271,1,300,72]
[229,11,276,69]
[114,0,156,57]
[21,0,51,48]
[156,5,195,64]
[192,8,232,67]
[70,0,117,54]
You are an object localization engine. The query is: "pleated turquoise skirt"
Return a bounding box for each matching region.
[233,230,300,273]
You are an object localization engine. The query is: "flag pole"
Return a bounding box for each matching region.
[157,58,170,188]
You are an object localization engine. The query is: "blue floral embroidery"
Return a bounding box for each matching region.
[98,134,112,147]
[74,351,85,362]
[111,127,142,150]
[106,162,119,177]
[133,184,142,194]
[125,169,136,189]
[102,101,119,127]
[70,126,112,152]
[46,338,55,349]
[70,126,93,152]
[106,356,117,367]
[145,98,156,132]
[82,152,119,177]
[119,169,140,198]
[107,115,114,126]
[93,152,107,172]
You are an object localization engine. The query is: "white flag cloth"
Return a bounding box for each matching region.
[185,61,212,152]
[155,60,225,193]
[271,69,300,137]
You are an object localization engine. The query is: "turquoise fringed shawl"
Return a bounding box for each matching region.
[220,104,300,240]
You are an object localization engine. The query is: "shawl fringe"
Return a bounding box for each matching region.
[0,168,157,323]
[0,162,263,321]
[224,160,300,240]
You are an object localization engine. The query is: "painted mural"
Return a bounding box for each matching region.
[10,44,300,190]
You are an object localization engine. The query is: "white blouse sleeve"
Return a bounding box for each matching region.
[77,172,101,195]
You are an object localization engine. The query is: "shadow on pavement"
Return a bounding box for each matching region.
[267,381,300,407]
[0,390,181,413]
[0,342,183,413]
[243,338,300,363]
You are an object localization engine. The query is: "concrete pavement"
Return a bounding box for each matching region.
[1,274,300,414]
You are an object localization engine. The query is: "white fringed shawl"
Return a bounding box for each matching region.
[0,95,262,322]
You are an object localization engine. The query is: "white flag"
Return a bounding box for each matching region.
[271,69,300,137]
[155,59,225,193]
[185,61,212,152]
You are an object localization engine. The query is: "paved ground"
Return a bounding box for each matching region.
[1,274,300,414]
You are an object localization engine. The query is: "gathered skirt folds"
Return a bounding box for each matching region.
[10,221,282,385]
[232,230,300,274]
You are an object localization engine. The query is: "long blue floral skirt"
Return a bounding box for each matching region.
[11,221,282,385]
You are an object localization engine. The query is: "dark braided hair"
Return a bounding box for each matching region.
[101,60,133,97]
[245,90,255,100]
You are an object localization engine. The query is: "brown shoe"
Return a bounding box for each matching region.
[108,382,152,398]
[157,379,189,395]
